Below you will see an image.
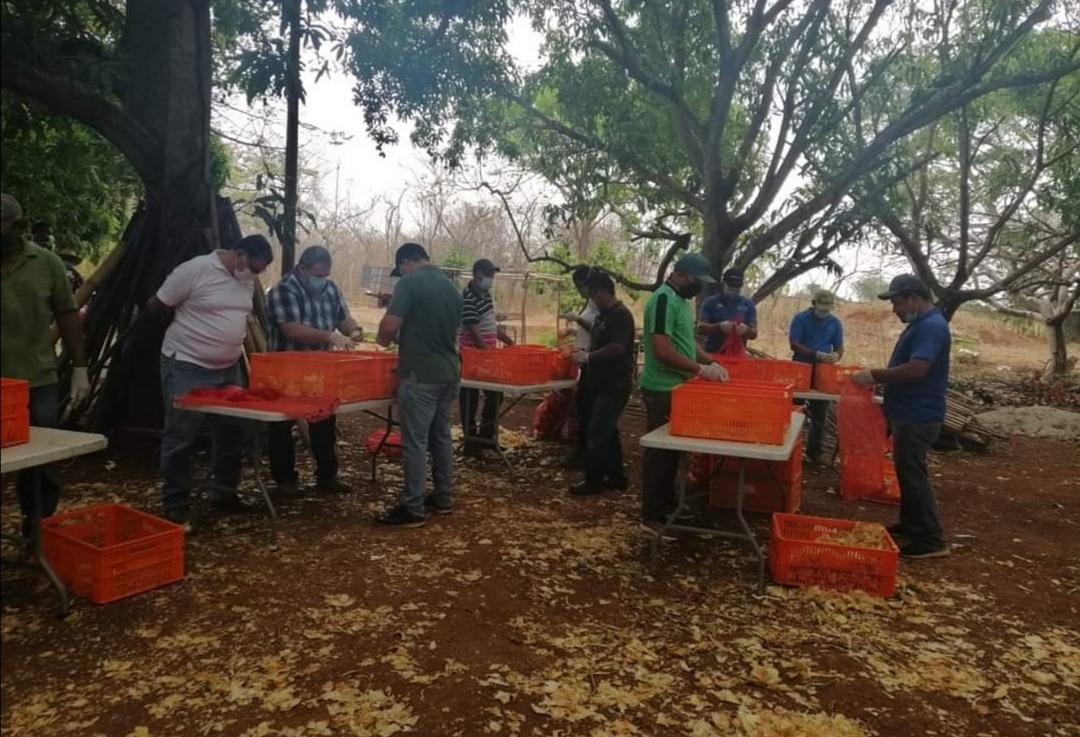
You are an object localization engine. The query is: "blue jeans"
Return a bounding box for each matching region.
[398,373,458,516]
[17,385,62,536]
[585,385,630,488]
[159,355,244,512]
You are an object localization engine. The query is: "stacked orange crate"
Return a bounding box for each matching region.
[1,378,30,447]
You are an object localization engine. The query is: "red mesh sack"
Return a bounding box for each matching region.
[713,316,748,358]
[364,429,402,458]
[837,383,887,456]
[533,390,576,442]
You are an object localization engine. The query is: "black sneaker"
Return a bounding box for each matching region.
[375,505,427,528]
[210,495,259,515]
[424,495,453,515]
[314,479,352,494]
[900,541,951,559]
[568,482,603,496]
[162,507,191,526]
[886,523,909,538]
[605,476,629,492]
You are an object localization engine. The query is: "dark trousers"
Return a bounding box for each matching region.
[18,385,62,534]
[892,420,945,547]
[805,399,828,460]
[573,365,592,457]
[459,388,502,443]
[584,384,630,488]
[267,416,339,485]
[641,389,678,522]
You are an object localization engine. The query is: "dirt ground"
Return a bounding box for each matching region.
[2,399,1078,737]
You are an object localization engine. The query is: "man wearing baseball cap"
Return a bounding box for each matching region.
[376,242,463,526]
[459,258,515,456]
[639,252,728,537]
[698,268,758,354]
[1,193,90,539]
[852,274,951,559]
[789,289,845,463]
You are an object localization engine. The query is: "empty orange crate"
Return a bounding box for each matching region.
[42,504,184,604]
[1,377,30,448]
[250,352,387,402]
[840,453,900,506]
[813,364,863,394]
[670,378,793,444]
[769,513,899,597]
[351,351,400,399]
[461,346,560,385]
[714,357,811,392]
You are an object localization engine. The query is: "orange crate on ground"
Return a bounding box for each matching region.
[769,513,899,597]
[250,352,380,402]
[1,377,30,448]
[670,378,793,444]
[351,351,400,399]
[840,452,900,506]
[42,504,184,604]
[813,363,863,394]
[461,346,559,385]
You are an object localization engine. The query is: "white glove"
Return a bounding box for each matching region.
[571,350,590,365]
[70,366,91,404]
[815,351,831,363]
[559,311,579,322]
[851,369,875,388]
[350,327,364,342]
[735,323,749,336]
[719,321,735,334]
[829,352,841,364]
[329,332,351,349]
[698,362,728,382]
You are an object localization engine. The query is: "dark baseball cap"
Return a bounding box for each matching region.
[878,274,930,299]
[722,268,744,287]
[390,242,429,277]
[672,252,715,283]
[472,258,500,276]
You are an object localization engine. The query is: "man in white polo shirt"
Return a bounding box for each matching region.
[149,235,274,524]
[560,265,601,468]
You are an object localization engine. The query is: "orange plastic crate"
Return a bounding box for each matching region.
[1,377,30,448]
[755,359,812,392]
[769,513,899,597]
[670,378,793,444]
[42,504,185,604]
[250,352,385,402]
[813,363,863,394]
[840,452,900,506]
[461,346,560,385]
[351,350,400,399]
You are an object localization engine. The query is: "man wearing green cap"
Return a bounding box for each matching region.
[639,252,728,536]
[789,289,844,463]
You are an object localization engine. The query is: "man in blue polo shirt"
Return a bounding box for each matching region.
[698,268,757,354]
[789,289,844,462]
[853,275,951,560]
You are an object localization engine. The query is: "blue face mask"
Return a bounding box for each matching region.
[305,275,328,293]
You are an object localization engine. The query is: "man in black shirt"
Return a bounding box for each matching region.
[568,271,635,496]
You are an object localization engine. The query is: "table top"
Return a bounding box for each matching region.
[794,390,883,404]
[180,397,396,422]
[459,378,578,394]
[1,427,108,474]
[639,412,805,461]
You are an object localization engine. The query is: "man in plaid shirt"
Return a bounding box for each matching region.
[266,245,361,494]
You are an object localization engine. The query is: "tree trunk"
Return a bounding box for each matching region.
[281,0,302,276]
[1044,320,1070,379]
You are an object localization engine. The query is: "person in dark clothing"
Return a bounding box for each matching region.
[560,265,599,468]
[568,272,635,496]
[853,274,951,560]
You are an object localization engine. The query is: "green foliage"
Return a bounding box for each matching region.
[852,273,891,303]
[440,245,473,269]
[535,241,639,313]
[0,94,138,261]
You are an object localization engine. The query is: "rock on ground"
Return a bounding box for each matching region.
[977,405,1080,439]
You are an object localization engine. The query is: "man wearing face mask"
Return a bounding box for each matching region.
[698,268,758,354]
[852,275,951,560]
[559,265,601,469]
[148,234,274,525]
[266,245,361,494]
[1,194,90,540]
[640,252,728,536]
[789,289,844,463]
[458,258,515,457]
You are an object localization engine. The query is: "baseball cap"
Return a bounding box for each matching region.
[472,258,500,275]
[672,252,715,283]
[722,268,744,287]
[877,274,930,300]
[1,193,23,221]
[813,289,836,306]
[390,242,429,277]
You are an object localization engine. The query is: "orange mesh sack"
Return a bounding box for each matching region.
[837,383,887,456]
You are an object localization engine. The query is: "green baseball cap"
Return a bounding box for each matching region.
[672,252,715,283]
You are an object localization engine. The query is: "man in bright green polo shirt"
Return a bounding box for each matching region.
[640,252,728,535]
[1,193,90,539]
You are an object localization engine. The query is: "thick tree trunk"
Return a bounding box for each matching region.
[1044,320,1070,379]
[282,0,302,276]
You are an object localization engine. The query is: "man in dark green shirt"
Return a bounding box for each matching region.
[375,243,463,527]
[1,193,90,538]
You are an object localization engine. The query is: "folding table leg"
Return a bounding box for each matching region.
[733,462,766,594]
[31,475,69,617]
[245,426,277,546]
[649,452,686,572]
[370,407,394,483]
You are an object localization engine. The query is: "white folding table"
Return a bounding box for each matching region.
[1,427,108,615]
[178,398,396,544]
[458,378,577,473]
[639,412,805,593]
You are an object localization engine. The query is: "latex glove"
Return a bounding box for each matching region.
[559,311,579,323]
[719,321,735,334]
[735,323,749,337]
[815,351,831,363]
[70,366,90,405]
[329,332,351,350]
[829,352,841,364]
[570,350,590,365]
[350,327,364,342]
[698,362,729,382]
[851,369,876,388]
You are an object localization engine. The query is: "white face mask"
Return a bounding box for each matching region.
[477,276,494,291]
[814,307,832,319]
[235,266,256,283]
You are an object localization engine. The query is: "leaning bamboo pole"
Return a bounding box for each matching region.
[50,240,127,344]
